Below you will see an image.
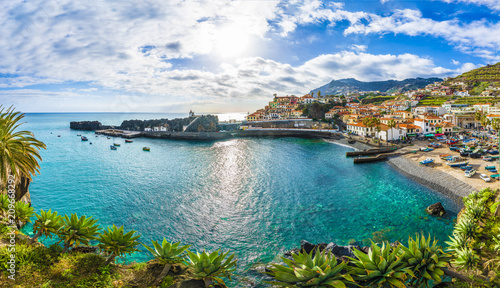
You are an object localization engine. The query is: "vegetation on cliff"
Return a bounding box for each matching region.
[448,62,500,83]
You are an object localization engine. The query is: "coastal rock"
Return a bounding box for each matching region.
[167,279,205,288]
[300,240,327,254]
[426,202,446,217]
[70,121,104,131]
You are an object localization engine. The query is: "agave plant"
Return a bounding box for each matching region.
[186,249,237,287]
[452,248,479,271]
[348,241,413,288]
[399,234,450,287]
[0,194,10,218]
[267,249,355,287]
[493,234,500,253]
[465,204,486,221]
[14,201,34,228]
[445,232,470,253]
[29,209,63,245]
[142,239,190,286]
[57,213,100,253]
[98,225,140,265]
[454,216,478,239]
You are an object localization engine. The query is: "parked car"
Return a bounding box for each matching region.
[465,169,476,178]
[480,174,491,182]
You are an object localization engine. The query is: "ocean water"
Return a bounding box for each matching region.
[21,113,458,287]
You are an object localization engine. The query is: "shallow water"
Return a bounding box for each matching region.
[21,113,458,286]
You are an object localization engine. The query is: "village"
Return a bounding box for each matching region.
[245,79,500,144]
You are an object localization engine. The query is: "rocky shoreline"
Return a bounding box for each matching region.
[329,139,472,208]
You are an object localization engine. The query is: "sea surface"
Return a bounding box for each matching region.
[21,113,459,287]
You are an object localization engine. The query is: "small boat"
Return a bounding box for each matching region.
[460,165,473,170]
[77,134,81,136]
[143,147,150,151]
[95,135,98,137]
[439,154,451,159]
[488,149,499,155]
[485,165,496,170]
[113,143,121,147]
[465,169,476,178]
[482,156,493,161]
[447,139,458,145]
[420,158,434,165]
[446,156,468,167]
[449,146,459,151]
[125,140,133,143]
[57,135,61,137]
[110,145,117,150]
[81,136,88,141]
[107,137,111,139]
[89,142,92,145]
[491,174,499,179]
[420,147,433,152]
[491,155,499,159]
[490,169,498,173]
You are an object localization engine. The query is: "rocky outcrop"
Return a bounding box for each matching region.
[70,121,104,131]
[426,202,446,217]
[285,240,368,261]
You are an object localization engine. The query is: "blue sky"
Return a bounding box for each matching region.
[0,0,499,113]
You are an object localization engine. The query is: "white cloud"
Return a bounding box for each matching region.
[452,59,460,65]
[440,0,500,11]
[350,44,367,52]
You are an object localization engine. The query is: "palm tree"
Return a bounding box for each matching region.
[98,225,141,265]
[143,239,191,286]
[474,111,483,130]
[57,213,101,253]
[29,209,63,245]
[387,119,396,145]
[0,106,46,201]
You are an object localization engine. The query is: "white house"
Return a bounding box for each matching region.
[144,127,152,131]
[375,124,406,141]
[412,106,446,116]
[347,122,373,137]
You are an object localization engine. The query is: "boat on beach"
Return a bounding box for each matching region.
[420,158,434,165]
[482,156,493,161]
[460,165,472,170]
[446,156,468,167]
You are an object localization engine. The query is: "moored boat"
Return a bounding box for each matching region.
[143,147,150,151]
[81,136,88,141]
[125,140,133,143]
[110,145,117,150]
[113,143,120,146]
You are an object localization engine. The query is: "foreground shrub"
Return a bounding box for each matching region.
[267,249,355,287]
[57,213,100,253]
[452,247,479,271]
[399,234,450,287]
[142,239,190,286]
[186,249,237,287]
[97,224,141,265]
[349,241,412,287]
[29,209,63,245]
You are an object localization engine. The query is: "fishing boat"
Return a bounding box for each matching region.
[485,165,496,170]
[125,140,133,143]
[446,156,468,167]
[420,147,433,152]
[488,149,499,155]
[449,146,459,151]
[491,155,499,159]
[110,145,117,150]
[447,139,458,145]
[482,156,493,161]
[143,147,150,151]
[491,174,499,179]
[439,154,451,159]
[420,158,434,165]
[81,136,88,141]
[460,165,473,170]
[113,143,120,147]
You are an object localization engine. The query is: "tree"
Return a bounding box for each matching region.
[29,209,63,245]
[474,111,483,130]
[317,91,321,98]
[57,213,101,253]
[0,106,46,201]
[98,225,141,265]
[387,119,397,144]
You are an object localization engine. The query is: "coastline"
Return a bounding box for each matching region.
[328,139,473,209]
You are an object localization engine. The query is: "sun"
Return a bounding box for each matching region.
[214,26,249,58]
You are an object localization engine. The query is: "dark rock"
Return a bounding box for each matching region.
[426,202,446,217]
[360,246,371,254]
[300,240,327,255]
[71,246,98,253]
[325,243,361,259]
[167,279,205,288]
[70,121,103,131]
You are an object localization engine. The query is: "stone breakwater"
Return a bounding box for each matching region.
[387,156,473,207]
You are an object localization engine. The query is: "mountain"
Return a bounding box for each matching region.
[309,77,443,96]
[446,62,500,83]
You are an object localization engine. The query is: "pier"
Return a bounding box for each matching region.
[346,147,397,157]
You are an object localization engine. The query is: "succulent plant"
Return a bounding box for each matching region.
[142,239,190,286]
[267,249,355,287]
[57,213,100,253]
[465,202,486,221]
[14,201,34,228]
[0,194,10,217]
[445,232,470,252]
[454,216,478,239]
[29,209,63,245]
[348,241,413,288]
[186,249,237,287]
[97,225,140,265]
[399,234,450,287]
[452,247,479,271]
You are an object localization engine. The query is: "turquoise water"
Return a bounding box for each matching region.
[21,113,458,286]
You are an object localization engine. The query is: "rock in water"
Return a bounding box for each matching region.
[426,202,446,217]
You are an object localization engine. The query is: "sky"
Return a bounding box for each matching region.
[0,0,499,113]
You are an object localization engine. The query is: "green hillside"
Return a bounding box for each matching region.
[449,62,500,83]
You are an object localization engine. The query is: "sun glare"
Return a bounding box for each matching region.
[215,26,249,58]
